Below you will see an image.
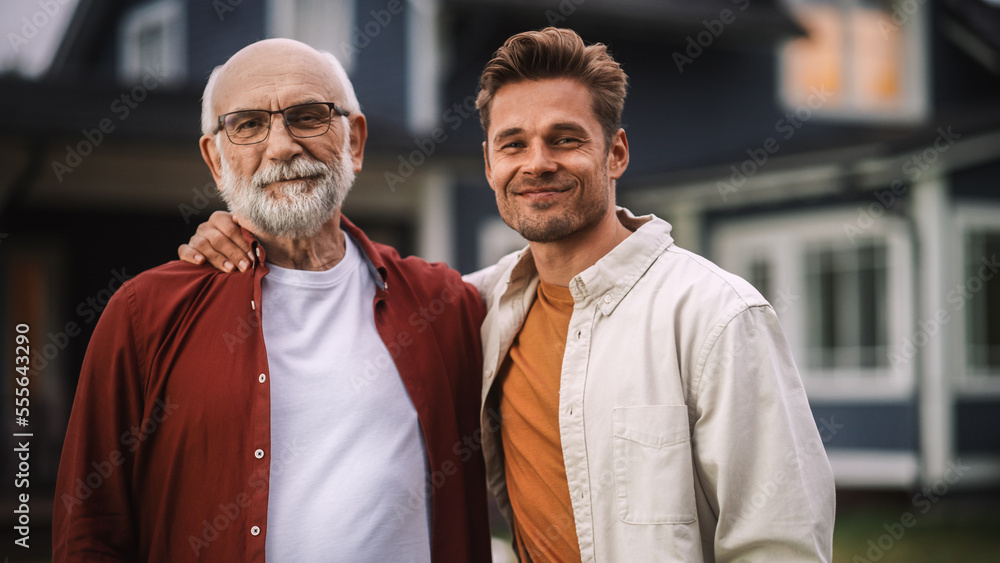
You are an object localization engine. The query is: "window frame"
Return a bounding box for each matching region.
[777,0,929,123]
[712,207,915,401]
[267,0,356,72]
[953,203,1000,395]
[118,0,186,86]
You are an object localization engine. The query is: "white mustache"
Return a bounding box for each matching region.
[251,159,331,190]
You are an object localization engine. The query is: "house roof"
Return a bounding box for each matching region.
[46,0,118,82]
[448,0,805,44]
[624,100,1000,193]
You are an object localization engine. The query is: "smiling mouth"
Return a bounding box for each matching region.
[514,187,571,202]
[267,175,318,186]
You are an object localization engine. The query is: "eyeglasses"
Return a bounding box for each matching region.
[216,102,350,145]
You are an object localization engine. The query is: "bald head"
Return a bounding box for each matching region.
[200,39,360,136]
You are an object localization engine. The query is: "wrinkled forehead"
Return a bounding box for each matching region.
[213,42,345,113]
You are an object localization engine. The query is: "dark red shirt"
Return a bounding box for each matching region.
[53,217,491,562]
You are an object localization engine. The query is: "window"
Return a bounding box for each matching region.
[747,256,774,303]
[805,240,888,369]
[119,0,186,85]
[955,205,1000,391]
[780,0,927,121]
[268,0,355,71]
[713,208,913,400]
[965,230,1000,374]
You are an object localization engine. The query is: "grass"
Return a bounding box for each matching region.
[832,490,1000,563]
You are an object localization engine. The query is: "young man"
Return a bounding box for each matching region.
[54,39,490,562]
[182,28,835,562]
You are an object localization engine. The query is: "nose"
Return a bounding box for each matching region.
[522,143,558,176]
[262,114,304,162]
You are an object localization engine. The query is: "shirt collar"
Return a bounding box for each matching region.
[506,207,674,315]
[242,215,389,293]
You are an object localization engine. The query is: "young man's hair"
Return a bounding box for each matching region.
[476,27,628,150]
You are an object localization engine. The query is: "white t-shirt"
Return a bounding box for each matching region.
[261,236,431,562]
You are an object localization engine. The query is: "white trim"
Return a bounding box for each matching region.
[831,452,1000,490]
[267,0,356,71]
[416,169,454,265]
[267,0,295,39]
[478,218,526,271]
[660,201,702,255]
[948,455,1000,488]
[712,207,916,402]
[953,203,1000,396]
[776,0,928,123]
[827,449,919,489]
[913,175,954,486]
[406,0,441,133]
[118,0,186,85]
[628,129,1000,217]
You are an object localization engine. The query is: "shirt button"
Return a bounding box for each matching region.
[250,525,260,536]
[258,373,266,383]
[603,294,612,303]
[251,300,256,310]
[577,330,583,339]
[254,449,264,459]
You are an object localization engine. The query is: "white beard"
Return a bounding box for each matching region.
[217,137,355,239]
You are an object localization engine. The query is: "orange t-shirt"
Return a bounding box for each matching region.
[499,280,581,562]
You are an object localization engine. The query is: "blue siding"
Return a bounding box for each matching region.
[952,159,1000,201]
[810,403,919,451]
[956,399,1000,454]
[611,41,784,180]
[454,178,501,275]
[185,0,268,86]
[351,0,409,126]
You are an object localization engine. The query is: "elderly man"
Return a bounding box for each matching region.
[53,39,490,562]
[182,28,836,562]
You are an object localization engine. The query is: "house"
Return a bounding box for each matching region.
[616,0,1000,490]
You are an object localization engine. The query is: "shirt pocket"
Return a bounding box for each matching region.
[612,405,697,525]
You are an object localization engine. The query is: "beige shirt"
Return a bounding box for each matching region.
[467,208,835,562]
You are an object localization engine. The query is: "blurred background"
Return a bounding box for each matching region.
[2,0,1000,561]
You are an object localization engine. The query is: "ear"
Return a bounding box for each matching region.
[348,113,367,174]
[482,141,497,193]
[200,134,224,186]
[607,128,629,180]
